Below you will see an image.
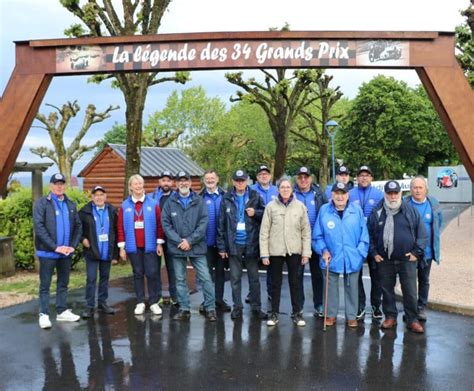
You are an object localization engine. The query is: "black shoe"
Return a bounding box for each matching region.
[371,305,383,320]
[172,310,191,321]
[292,310,303,319]
[216,300,231,312]
[252,309,269,320]
[245,293,251,304]
[98,303,115,315]
[417,307,427,321]
[81,307,94,319]
[231,308,243,320]
[356,308,366,321]
[206,310,217,322]
[199,303,205,314]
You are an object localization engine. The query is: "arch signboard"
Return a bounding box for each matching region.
[0,31,473,189]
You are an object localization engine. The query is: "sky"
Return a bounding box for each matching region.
[0,0,469,181]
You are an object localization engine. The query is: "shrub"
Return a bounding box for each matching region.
[0,187,90,269]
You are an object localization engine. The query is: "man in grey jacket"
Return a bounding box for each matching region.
[161,171,216,321]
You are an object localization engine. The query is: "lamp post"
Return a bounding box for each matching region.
[325,120,339,183]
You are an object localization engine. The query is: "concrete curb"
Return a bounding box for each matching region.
[395,291,474,317]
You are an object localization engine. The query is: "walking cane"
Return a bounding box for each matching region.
[323,262,330,331]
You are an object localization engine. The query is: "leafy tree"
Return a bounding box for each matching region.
[60,0,190,196]
[143,87,226,148]
[187,101,274,185]
[289,74,345,187]
[455,3,474,87]
[337,75,459,179]
[96,122,127,151]
[32,100,118,184]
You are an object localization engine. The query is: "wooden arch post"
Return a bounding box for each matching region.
[0,31,473,190]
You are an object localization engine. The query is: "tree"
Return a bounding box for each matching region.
[96,122,127,151]
[455,3,474,88]
[289,74,345,187]
[32,100,118,184]
[60,0,190,195]
[143,87,226,148]
[187,101,274,185]
[337,76,459,179]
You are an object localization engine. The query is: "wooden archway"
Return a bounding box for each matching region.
[0,31,473,189]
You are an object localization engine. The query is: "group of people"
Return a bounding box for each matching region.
[33,165,442,334]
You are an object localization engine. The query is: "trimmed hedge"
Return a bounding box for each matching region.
[0,187,90,269]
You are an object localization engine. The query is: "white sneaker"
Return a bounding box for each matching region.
[134,303,146,315]
[39,313,52,329]
[56,309,80,322]
[150,303,162,315]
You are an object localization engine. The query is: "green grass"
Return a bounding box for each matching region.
[0,263,132,297]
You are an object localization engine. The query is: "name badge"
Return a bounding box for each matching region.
[98,234,109,242]
[135,221,144,229]
[237,222,246,231]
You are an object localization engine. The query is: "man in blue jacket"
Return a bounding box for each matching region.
[368,180,427,333]
[349,165,384,320]
[161,171,216,321]
[199,170,230,312]
[33,173,82,329]
[79,185,118,319]
[251,164,278,304]
[294,166,328,318]
[217,169,267,320]
[405,175,443,321]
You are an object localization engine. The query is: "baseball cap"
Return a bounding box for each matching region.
[91,185,106,194]
[297,166,311,176]
[50,173,66,184]
[232,169,248,180]
[337,166,350,175]
[357,165,373,175]
[331,182,349,193]
[384,180,401,193]
[256,165,271,174]
[160,170,173,179]
[176,170,191,180]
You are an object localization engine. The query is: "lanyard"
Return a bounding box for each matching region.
[135,204,143,220]
[94,206,107,232]
[358,187,372,210]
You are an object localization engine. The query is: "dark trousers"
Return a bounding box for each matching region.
[128,249,161,304]
[270,254,301,314]
[229,246,261,310]
[378,259,418,324]
[206,246,226,303]
[417,259,433,308]
[266,263,273,298]
[163,245,177,301]
[358,256,382,309]
[299,251,323,310]
[39,257,72,315]
[85,255,112,308]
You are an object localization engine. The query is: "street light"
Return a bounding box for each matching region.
[325,120,339,183]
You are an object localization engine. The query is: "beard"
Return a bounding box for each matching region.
[384,195,402,210]
[178,186,190,196]
[161,185,171,193]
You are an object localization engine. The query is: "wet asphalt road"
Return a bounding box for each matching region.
[0,275,473,391]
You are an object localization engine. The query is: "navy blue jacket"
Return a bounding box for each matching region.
[368,200,428,261]
[161,192,208,257]
[199,187,226,247]
[79,201,118,261]
[217,187,264,257]
[33,193,82,253]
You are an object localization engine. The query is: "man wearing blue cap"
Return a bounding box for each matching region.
[325,166,354,200]
[368,180,427,333]
[33,173,82,329]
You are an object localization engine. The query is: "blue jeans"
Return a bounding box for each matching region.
[417,259,433,308]
[173,256,215,311]
[324,271,359,320]
[128,249,161,304]
[229,246,261,310]
[39,257,72,314]
[378,259,418,324]
[85,255,111,308]
[163,245,177,301]
[299,251,323,310]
